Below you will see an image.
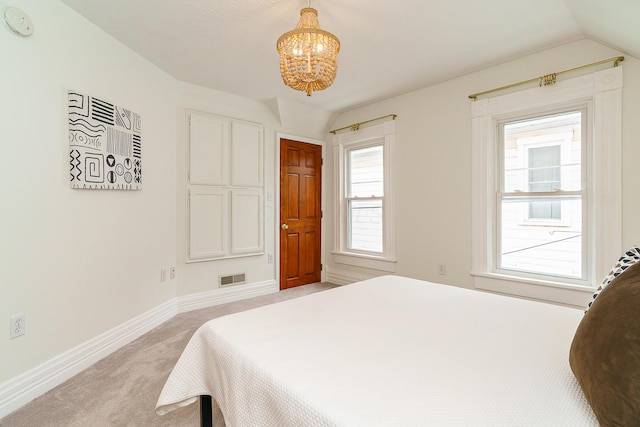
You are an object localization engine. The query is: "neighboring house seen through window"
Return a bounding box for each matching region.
[527,145,562,220]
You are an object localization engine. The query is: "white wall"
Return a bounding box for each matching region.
[0,1,334,412]
[325,39,640,293]
[0,0,178,385]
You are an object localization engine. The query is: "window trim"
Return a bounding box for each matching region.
[332,121,396,272]
[471,66,622,307]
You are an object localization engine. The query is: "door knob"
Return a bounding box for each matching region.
[281,223,289,230]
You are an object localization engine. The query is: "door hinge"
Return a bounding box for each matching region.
[321,264,323,271]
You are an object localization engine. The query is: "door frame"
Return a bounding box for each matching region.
[275,132,327,288]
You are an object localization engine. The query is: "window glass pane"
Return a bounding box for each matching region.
[529,145,561,219]
[348,199,383,253]
[500,197,582,279]
[349,146,383,197]
[529,199,561,220]
[503,111,582,193]
[529,145,561,191]
[500,110,584,279]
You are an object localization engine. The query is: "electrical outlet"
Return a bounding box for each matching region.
[170,267,176,280]
[267,253,273,263]
[160,268,167,282]
[10,314,26,339]
[438,263,446,276]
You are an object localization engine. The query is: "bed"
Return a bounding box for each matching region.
[155,274,623,425]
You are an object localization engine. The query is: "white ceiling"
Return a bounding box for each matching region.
[59,0,640,113]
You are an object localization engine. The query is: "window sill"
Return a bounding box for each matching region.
[331,251,397,273]
[471,271,594,308]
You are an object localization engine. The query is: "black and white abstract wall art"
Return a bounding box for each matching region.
[69,90,142,190]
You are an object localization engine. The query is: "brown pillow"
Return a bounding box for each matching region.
[570,260,640,426]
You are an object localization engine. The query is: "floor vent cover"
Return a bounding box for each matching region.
[220,273,246,287]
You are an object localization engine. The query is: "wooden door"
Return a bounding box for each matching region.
[280,139,322,290]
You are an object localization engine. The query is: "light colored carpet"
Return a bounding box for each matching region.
[0,282,338,427]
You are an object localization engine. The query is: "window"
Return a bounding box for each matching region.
[347,145,384,252]
[499,110,584,279]
[332,121,396,272]
[471,66,622,306]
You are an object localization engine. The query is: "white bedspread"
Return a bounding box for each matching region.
[156,275,597,426]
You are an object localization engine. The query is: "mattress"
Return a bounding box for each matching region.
[156,275,597,426]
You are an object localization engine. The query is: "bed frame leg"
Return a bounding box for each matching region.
[200,395,213,427]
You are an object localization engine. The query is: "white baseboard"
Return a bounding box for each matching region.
[0,299,177,419]
[325,265,380,285]
[177,279,278,313]
[0,279,278,419]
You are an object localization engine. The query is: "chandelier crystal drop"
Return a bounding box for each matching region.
[276,3,340,96]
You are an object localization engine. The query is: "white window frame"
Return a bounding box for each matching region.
[471,67,622,306]
[332,121,396,272]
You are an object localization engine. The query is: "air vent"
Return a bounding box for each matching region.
[219,273,246,287]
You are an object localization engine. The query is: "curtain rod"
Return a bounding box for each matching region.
[330,114,397,134]
[468,56,624,101]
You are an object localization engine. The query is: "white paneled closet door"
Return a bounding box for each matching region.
[186,110,264,262]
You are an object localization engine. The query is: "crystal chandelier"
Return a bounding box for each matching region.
[276,2,340,96]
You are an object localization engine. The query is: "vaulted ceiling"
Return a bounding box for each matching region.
[60,0,640,113]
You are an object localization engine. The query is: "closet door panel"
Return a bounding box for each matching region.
[231,189,264,255]
[189,112,229,185]
[231,121,263,187]
[188,188,229,260]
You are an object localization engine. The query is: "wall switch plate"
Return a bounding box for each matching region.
[160,268,167,282]
[170,267,176,279]
[10,314,26,338]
